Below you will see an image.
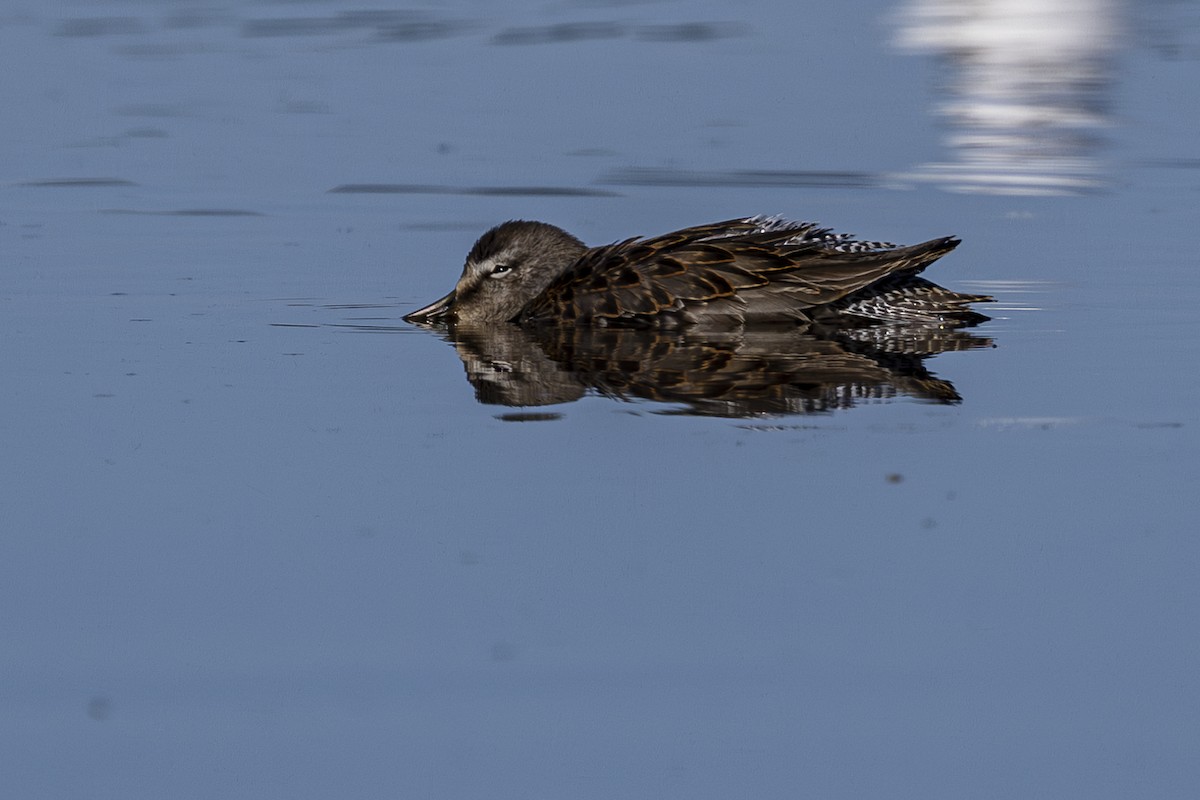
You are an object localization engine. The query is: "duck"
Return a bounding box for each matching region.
[403,216,991,328]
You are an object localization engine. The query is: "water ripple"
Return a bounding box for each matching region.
[597,167,878,189]
[328,183,619,197]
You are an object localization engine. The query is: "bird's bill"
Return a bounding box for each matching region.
[403,291,455,324]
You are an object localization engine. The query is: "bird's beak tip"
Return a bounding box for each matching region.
[403,291,455,324]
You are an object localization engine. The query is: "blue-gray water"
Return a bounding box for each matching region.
[3,1,1198,797]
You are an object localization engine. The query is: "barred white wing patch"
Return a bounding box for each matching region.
[734,215,900,252]
[820,235,900,253]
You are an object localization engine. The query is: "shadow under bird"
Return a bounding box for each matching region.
[404,216,992,328]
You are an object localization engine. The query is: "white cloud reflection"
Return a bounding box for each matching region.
[894,0,1122,195]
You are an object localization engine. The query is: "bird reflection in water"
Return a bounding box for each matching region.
[435,323,992,418]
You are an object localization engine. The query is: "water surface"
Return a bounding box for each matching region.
[3,1,1198,798]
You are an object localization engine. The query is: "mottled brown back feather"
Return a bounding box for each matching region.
[520,225,964,326]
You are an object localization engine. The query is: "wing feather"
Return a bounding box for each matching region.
[519,219,964,326]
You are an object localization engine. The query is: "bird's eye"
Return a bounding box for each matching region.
[489,263,514,278]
